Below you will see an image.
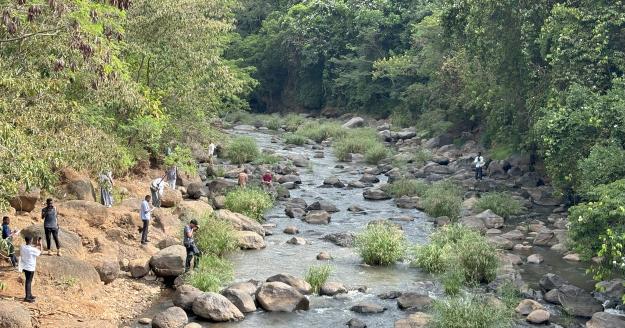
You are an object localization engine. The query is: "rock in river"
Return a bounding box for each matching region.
[256,282,310,312]
[363,188,391,200]
[350,302,386,314]
[304,210,331,224]
[266,273,312,294]
[192,292,244,322]
[152,306,188,328]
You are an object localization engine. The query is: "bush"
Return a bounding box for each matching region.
[384,179,429,198]
[430,294,513,328]
[577,143,625,194]
[415,110,453,138]
[355,223,407,265]
[224,187,274,221]
[252,153,282,165]
[333,128,381,161]
[284,114,306,131]
[421,180,463,220]
[164,145,197,174]
[283,132,307,145]
[365,144,389,164]
[413,225,499,287]
[305,264,333,294]
[297,122,346,143]
[187,255,234,292]
[224,110,255,125]
[389,108,414,128]
[475,192,523,219]
[225,136,260,164]
[194,215,239,257]
[266,115,282,130]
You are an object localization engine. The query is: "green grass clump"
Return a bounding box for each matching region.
[355,223,407,266]
[412,225,499,289]
[225,136,260,164]
[384,179,429,198]
[187,255,234,292]
[421,180,463,220]
[489,144,515,161]
[430,294,513,328]
[475,192,523,219]
[252,153,282,165]
[224,187,274,221]
[297,122,346,143]
[224,110,255,125]
[365,144,389,164]
[283,132,307,145]
[266,115,282,130]
[305,264,333,294]
[194,214,239,257]
[389,108,414,128]
[333,128,381,161]
[284,114,306,131]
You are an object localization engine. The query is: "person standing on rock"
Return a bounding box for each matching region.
[20,235,42,303]
[167,165,178,190]
[150,175,167,208]
[2,216,18,267]
[140,195,155,245]
[207,141,216,165]
[183,219,200,272]
[474,152,485,180]
[99,170,114,208]
[41,198,61,256]
[238,169,248,188]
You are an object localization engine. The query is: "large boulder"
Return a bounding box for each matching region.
[533,228,558,246]
[306,200,339,213]
[342,117,365,129]
[595,279,625,304]
[37,256,100,284]
[66,179,96,201]
[151,306,188,328]
[161,189,183,208]
[322,232,355,247]
[206,178,236,194]
[515,299,544,316]
[88,254,120,284]
[277,175,302,184]
[256,282,310,312]
[285,207,306,219]
[129,258,151,278]
[320,282,347,296]
[287,154,310,168]
[236,231,266,249]
[185,182,209,200]
[266,273,312,294]
[539,273,568,292]
[173,285,203,311]
[221,287,256,313]
[350,302,386,314]
[363,188,391,200]
[192,292,244,322]
[527,309,550,324]
[397,293,433,311]
[461,210,504,231]
[150,245,186,277]
[9,188,40,212]
[0,300,33,328]
[303,210,331,224]
[214,210,265,236]
[21,225,83,256]
[557,285,604,317]
[586,312,625,328]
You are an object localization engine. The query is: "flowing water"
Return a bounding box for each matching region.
[132,127,601,328]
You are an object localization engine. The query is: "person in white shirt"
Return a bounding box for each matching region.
[166,166,178,190]
[20,235,42,302]
[150,175,167,207]
[474,152,486,180]
[140,195,154,244]
[207,142,216,164]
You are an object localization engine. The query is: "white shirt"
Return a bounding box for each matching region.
[208,143,216,156]
[151,178,166,195]
[140,200,151,221]
[474,156,485,168]
[20,244,41,272]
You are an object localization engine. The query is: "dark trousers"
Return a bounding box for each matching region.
[475,167,483,180]
[185,245,199,271]
[44,228,60,250]
[141,220,149,243]
[23,270,34,299]
[150,188,161,208]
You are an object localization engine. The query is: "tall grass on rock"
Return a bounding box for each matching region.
[355,223,407,265]
[430,294,513,328]
[297,122,346,143]
[421,180,463,220]
[225,136,260,164]
[384,179,429,198]
[224,187,273,221]
[305,264,333,294]
[194,214,239,257]
[333,128,384,162]
[475,192,523,219]
[187,255,234,292]
[283,132,307,145]
[365,144,389,164]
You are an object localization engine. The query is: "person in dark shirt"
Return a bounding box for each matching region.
[183,219,200,272]
[41,198,61,256]
[2,216,18,267]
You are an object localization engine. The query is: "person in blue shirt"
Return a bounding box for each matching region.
[2,216,18,267]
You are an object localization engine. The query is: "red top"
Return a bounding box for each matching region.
[262,173,272,182]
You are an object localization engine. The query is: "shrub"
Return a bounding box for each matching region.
[365,144,389,164]
[384,179,429,198]
[421,180,463,220]
[284,114,306,131]
[430,294,513,328]
[475,192,523,219]
[266,115,282,130]
[305,264,333,294]
[389,108,413,128]
[225,136,260,164]
[252,153,282,165]
[224,187,273,221]
[577,143,625,194]
[164,145,197,174]
[187,255,234,292]
[194,214,239,257]
[355,223,407,265]
[413,148,433,166]
[333,128,381,161]
[297,122,346,143]
[415,110,452,138]
[224,110,255,125]
[283,132,307,145]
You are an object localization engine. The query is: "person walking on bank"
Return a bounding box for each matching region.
[474,152,485,180]
[140,195,154,245]
[20,235,42,303]
[41,198,61,256]
[167,165,178,190]
[207,141,216,165]
[183,219,200,272]
[2,216,18,267]
[99,170,114,208]
[150,175,167,208]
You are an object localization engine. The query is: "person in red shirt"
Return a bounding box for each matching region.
[261,170,273,190]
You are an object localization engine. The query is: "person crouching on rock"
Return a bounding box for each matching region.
[20,235,42,303]
[238,169,249,188]
[41,198,61,256]
[184,219,200,272]
[261,170,273,191]
[2,216,18,267]
[150,175,167,208]
[140,195,155,245]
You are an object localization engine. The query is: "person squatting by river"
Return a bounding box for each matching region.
[474,152,485,180]
[183,219,200,272]
[261,170,273,191]
[41,198,61,256]
[2,216,18,267]
[150,175,167,208]
[99,170,114,208]
[140,195,155,245]
[20,235,42,303]
[238,169,248,188]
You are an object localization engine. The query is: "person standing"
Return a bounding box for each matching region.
[238,169,249,188]
[41,198,61,256]
[2,216,18,267]
[99,170,114,208]
[207,141,216,165]
[167,166,178,190]
[183,219,200,272]
[20,235,42,303]
[474,152,485,180]
[150,175,166,208]
[140,195,154,245]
